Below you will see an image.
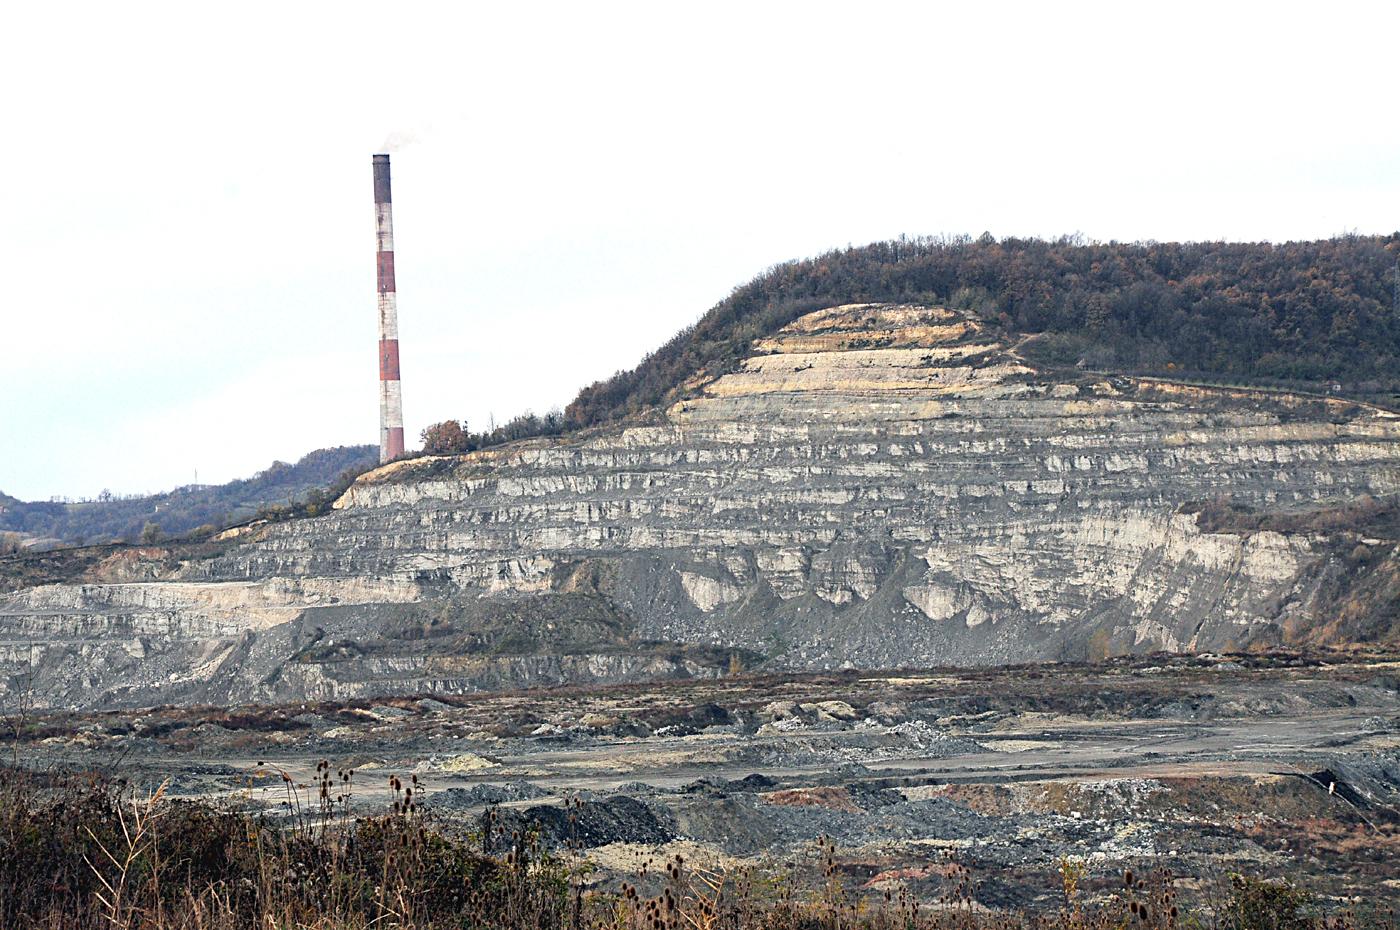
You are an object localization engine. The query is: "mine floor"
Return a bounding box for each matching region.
[10,650,1400,913]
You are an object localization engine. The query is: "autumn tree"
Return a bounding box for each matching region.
[420,420,473,455]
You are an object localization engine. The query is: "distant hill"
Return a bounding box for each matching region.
[0,445,377,547]
[566,233,1400,427]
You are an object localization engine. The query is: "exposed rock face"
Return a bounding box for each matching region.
[3,305,1398,708]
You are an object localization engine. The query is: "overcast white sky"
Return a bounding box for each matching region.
[2,1,1397,500]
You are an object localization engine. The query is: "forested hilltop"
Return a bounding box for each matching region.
[0,445,376,549]
[566,234,1400,427]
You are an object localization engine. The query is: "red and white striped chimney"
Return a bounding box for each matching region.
[373,154,404,463]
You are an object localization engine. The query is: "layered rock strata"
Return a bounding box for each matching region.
[3,305,1398,707]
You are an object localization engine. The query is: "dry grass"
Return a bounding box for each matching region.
[0,764,528,929]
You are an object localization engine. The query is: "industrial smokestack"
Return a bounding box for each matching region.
[373,154,404,463]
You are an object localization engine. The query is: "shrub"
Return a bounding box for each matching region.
[1225,874,1317,930]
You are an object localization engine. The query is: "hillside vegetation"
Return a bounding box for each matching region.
[566,234,1400,427]
[0,445,376,547]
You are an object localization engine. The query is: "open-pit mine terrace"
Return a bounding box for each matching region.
[2,304,1398,707]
